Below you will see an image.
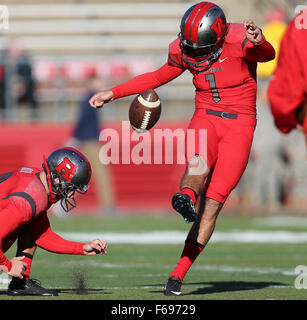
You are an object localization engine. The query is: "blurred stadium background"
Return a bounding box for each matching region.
[0,0,306,216]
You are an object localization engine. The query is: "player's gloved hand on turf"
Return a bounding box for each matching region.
[8,256,27,279]
[89,90,114,109]
[244,20,263,44]
[83,239,108,255]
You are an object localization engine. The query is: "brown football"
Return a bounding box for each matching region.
[129,90,161,133]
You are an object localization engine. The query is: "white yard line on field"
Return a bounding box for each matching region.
[192,264,295,276]
[253,216,307,228]
[58,260,295,278]
[61,230,307,244]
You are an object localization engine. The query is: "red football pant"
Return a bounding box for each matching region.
[187,109,257,203]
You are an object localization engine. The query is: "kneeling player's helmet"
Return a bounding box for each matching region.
[179,1,228,71]
[42,147,92,212]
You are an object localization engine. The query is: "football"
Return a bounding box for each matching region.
[129,90,161,133]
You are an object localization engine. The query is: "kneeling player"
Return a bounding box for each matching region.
[0,147,108,296]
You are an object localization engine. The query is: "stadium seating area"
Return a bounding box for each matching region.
[0,1,193,122]
[0,0,297,121]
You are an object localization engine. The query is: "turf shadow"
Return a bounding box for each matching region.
[186,281,286,295]
[0,288,112,297]
[54,288,112,295]
[148,280,287,296]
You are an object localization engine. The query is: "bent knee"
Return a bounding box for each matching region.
[187,154,209,176]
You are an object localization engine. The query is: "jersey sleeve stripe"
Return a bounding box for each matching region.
[168,54,184,69]
[2,192,37,220]
[0,172,13,183]
[241,37,249,52]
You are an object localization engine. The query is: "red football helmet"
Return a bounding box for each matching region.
[179,2,228,72]
[42,147,92,212]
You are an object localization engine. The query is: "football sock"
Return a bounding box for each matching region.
[12,252,33,282]
[169,239,204,282]
[180,188,197,204]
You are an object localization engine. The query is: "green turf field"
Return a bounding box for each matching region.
[1,213,307,300]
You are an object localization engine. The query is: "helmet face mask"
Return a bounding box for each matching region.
[42,148,92,213]
[179,32,215,58]
[179,2,228,72]
[50,172,80,212]
[188,46,215,59]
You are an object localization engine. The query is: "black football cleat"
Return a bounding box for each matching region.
[172,193,197,223]
[164,276,183,296]
[7,278,58,296]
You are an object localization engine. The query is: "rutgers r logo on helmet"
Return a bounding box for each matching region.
[42,147,92,212]
[54,157,78,182]
[210,16,227,37]
[179,1,228,72]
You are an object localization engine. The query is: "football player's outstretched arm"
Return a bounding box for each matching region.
[89,90,114,109]
[83,240,108,255]
[243,20,276,62]
[31,212,108,255]
[89,62,184,109]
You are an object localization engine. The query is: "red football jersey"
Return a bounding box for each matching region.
[0,167,49,221]
[168,23,275,115]
[111,23,274,116]
[0,167,84,273]
[268,13,307,133]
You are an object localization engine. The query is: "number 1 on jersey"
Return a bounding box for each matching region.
[205,73,221,103]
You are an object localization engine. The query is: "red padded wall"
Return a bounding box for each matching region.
[0,121,188,213]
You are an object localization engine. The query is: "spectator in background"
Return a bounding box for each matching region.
[72,75,116,214]
[268,8,307,210]
[268,8,307,137]
[0,38,37,119]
